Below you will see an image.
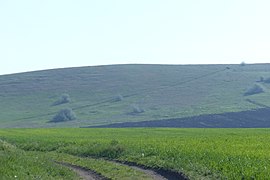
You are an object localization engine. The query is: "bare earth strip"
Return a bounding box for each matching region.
[56,162,108,180]
[112,160,188,180]
[129,165,167,180]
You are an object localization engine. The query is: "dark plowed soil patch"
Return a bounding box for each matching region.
[86,108,270,128]
[56,162,108,180]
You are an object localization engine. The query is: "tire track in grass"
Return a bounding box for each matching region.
[112,160,188,180]
[56,162,108,180]
[109,160,167,180]
[56,158,188,180]
[120,164,169,180]
[1,139,186,179]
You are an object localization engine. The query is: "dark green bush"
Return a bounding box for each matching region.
[50,108,76,122]
[131,104,144,114]
[263,77,270,83]
[244,84,264,96]
[114,94,124,102]
[52,94,71,106]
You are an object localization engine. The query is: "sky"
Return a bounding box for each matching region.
[0,0,270,75]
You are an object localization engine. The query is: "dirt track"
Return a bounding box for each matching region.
[113,160,187,180]
[57,162,108,180]
[57,161,188,180]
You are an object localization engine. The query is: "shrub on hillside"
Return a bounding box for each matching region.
[257,77,264,82]
[131,104,144,114]
[114,94,124,102]
[240,61,246,66]
[256,77,270,83]
[263,77,270,83]
[244,84,264,96]
[53,93,71,106]
[50,108,76,122]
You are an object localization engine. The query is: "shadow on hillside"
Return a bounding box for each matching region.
[85,108,270,128]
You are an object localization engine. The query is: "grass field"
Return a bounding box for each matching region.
[1,128,270,179]
[1,64,270,128]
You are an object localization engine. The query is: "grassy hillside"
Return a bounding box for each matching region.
[0,64,270,128]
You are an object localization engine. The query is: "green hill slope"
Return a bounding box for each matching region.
[0,64,270,128]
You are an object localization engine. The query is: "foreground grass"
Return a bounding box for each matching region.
[1,128,270,179]
[0,140,78,179]
[0,140,153,179]
[48,152,152,180]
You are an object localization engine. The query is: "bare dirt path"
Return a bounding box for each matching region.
[56,162,108,180]
[128,165,167,180]
[112,160,188,180]
[57,160,187,180]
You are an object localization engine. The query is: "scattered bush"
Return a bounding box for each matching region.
[257,77,264,82]
[131,104,145,114]
[52,94,71,106]
[263,77,270,83]
[244,84,264,96]
[50,108,76,122]
[256,77,270,83]
[240,61,246,66]
[114,94,123,102]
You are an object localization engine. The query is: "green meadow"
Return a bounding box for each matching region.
[1,128,270,179]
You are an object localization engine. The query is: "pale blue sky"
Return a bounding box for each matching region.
[0,0,270,75]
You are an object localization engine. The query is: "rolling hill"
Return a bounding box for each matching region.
[1,63,270,128]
